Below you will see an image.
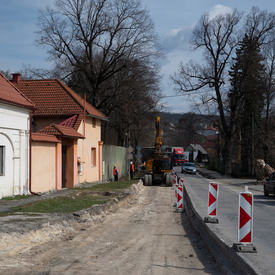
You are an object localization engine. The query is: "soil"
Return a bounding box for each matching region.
[0,182,219,274]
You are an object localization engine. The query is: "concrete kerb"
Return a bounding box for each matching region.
[183,185,257,275]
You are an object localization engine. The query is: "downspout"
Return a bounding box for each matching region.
[29,110,40,196]
[83,92,86,136]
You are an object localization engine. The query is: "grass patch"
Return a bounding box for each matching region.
[81,180,135,192]
[12,194,109,213]
[2,194,33,200]
[5,179,137,214]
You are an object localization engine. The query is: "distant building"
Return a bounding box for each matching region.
[185,144,208,163]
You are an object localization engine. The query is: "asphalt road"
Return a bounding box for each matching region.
[0,182,219,275]
[174,166,275,275]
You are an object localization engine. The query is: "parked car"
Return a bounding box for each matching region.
[182,162,196,174]
[264,172,275,197]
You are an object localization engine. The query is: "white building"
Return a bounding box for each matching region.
[0,73,34,198]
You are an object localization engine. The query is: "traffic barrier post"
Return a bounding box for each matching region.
[179,177,184,186]
[176,184,183,212]
[204,182,219,223]
[233,187,257,253]
[174,183,178,200]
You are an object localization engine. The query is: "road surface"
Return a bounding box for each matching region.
[0,183,219,275]
[175,166,275,275]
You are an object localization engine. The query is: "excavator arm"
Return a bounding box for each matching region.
[155,116,162,153]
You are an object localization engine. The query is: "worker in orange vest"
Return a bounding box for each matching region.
[113,166,118,181]
[130,161,135,180]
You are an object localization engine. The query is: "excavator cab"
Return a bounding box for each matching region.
[153,157,172,173]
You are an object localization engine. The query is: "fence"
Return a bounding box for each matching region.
[102,145,128,182]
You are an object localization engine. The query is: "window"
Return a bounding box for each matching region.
[91,147,96,167]
[0,146,4,176]
[92,118,96,128]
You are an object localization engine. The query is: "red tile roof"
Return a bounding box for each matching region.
[55,124,85,139]
[39,124,84,139]
[38,124,60,136]
[14,78,107,120]
[0,73,34,109]
[59,114,78,128]
[32,133,60,143]
[57,80,107,120]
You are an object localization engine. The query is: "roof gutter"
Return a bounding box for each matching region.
[86,114,109,121]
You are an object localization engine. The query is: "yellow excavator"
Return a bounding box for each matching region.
[144,116,173,186]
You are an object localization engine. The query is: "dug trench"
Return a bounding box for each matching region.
[0,181,223,274]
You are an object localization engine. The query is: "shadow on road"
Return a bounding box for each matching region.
[254,194,275,206]
[179,210,220,275]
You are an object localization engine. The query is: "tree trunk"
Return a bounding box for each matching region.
[221,136,232,175]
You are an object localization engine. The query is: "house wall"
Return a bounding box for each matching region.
[77,117,102,183]
[0,102,30,198]
[31,141,57,193]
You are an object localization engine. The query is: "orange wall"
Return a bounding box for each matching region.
[31,141,56,193]
[77,117,102,183]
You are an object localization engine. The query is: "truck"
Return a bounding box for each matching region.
[143,116,173,186]
[172,147,186,166]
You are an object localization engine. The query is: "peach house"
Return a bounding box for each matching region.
[12,74,107,193]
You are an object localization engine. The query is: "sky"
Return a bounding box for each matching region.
[1,0,275,113]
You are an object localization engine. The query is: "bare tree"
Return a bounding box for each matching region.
[172,10,242,173]
[36,0,159,110]
[245,7,275,46]
[103,58,160,145]
[172,7,275,174]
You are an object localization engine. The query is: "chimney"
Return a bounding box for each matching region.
[12,73,21,83]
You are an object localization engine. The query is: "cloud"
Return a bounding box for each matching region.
[11,0,55,9]
[161,26,193,54]
[157,4,234,113]
[208,4,233,20]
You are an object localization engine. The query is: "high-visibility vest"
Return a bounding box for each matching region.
[113,168,118,176]
[131,164,135,172]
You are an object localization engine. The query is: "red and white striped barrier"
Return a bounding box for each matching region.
[176,184,183,211]
[208,182,219,216]
[174,183,178,199]
[238,191,253,243]
[233,188,256,252]
[179,177,184,186]
[204,182,219,223]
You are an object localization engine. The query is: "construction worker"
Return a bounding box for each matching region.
[113,166,118,181]
[130,161,135,180]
